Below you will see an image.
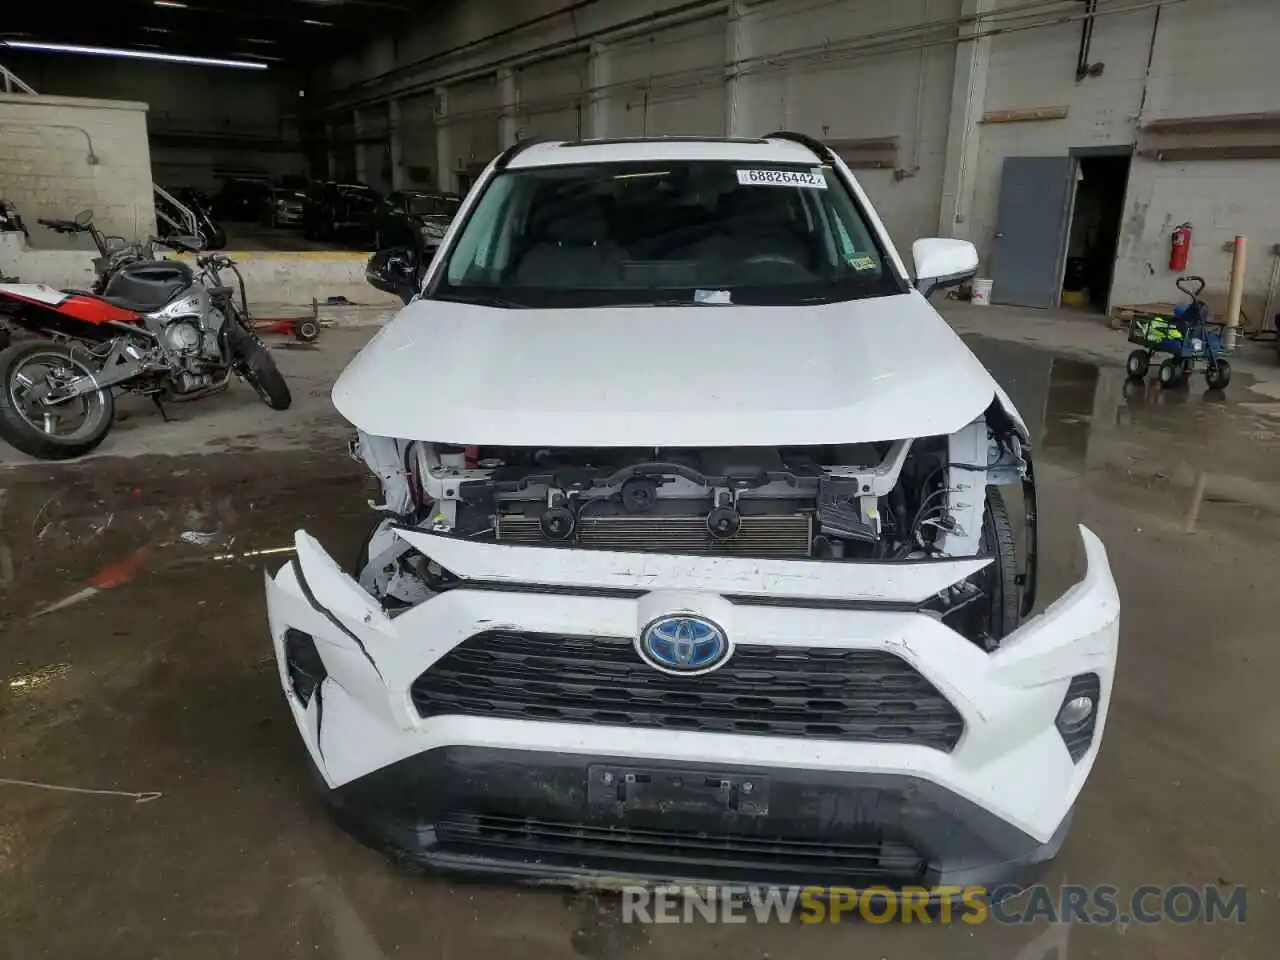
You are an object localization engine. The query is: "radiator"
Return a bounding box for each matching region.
[494,513,812,557]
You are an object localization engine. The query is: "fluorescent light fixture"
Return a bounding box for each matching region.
[236,52,284,62]
[154,1,188,7]
[302,19,333,26]
[142,26,173,33]
[244,37,275,45]
[2,41,269,70]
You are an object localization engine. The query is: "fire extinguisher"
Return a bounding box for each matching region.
[1169,222,1192,272]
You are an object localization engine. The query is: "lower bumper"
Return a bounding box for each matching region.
[321,746,1072,893]
[266,524,1119,887]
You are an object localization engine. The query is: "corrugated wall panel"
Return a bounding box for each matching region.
[516,53,588,141]
[445,75,502,171]
[738,0,961,250]
[606,17,727,138]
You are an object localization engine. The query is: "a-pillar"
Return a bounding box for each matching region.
[353,109,368,183]
[938,0,996,239]
[586,42,611,139]
[499,68,519,148]
[388,99,406,190]
[435,86,453,193]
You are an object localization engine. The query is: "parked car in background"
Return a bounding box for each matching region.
[215,178,272,222]
[302,181,381,243]
[261,187,306,228]
[368,190,461,251]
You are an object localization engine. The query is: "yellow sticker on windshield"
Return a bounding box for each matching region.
[850,256,876,271]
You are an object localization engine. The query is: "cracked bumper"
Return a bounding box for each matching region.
[265,526,1119,887]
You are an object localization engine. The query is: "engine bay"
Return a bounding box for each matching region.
[348,408,1036,648]
[355,409,1029,565]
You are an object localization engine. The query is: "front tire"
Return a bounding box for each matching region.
[0,340,114,460]
[228,325,291,410]
[1126,349,1149,379]
[205,222,227,250]
[981,485,1022,643]
[1206,358,1232,390]
[1158,357,1183,388]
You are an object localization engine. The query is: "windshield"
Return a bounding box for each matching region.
[433,160,902,308]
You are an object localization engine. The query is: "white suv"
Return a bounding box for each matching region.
[266,133,1119,896]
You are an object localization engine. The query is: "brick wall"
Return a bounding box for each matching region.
[4,53,307,192]
[0,93,156,247]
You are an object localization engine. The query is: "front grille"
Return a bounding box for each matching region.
[494,513,812,557]
[411,631,964,751]
[434,813,926,885]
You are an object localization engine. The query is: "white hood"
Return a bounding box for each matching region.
[332,292,999,447]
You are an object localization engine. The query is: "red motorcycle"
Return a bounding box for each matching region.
[0,211,290,460]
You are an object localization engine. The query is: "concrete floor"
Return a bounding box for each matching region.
[1,322,1278,958]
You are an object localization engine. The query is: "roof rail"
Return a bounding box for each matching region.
[762,131,836,164]
[493,137,552,171]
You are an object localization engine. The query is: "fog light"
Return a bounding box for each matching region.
[1058,695,1095,731]
[284,628,326,706]
[1056,673,1101,763]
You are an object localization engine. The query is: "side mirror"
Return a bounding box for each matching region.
[366,246,420,305]
[912,238,978,297]
[74,209,94,227]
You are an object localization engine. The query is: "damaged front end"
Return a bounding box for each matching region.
[349,399,1037,652]
[265,397,1117,891]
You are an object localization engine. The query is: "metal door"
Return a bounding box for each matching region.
[990,157,1076,308]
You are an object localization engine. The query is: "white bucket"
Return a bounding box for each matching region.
[971,278,994,306]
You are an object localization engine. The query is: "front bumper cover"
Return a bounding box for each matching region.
[265,525,1119,889]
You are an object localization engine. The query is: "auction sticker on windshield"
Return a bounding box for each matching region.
[736,168,827,189]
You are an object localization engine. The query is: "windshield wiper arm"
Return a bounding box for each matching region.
[436,292,528,309]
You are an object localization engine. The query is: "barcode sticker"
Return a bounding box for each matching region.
[736,168,827,189]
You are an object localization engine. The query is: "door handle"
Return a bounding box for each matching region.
[995,232,1005,239]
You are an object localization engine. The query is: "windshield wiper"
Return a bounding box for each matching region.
[435,292,529,309]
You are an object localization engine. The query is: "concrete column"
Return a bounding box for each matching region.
[388,99,406,191]
[352,109,368,183]
[324,119,337,179]
[724,0,749,137]
[587,42,612,139]
[499,68,519,148]
[435,86,453,193]
[938,0,996,239]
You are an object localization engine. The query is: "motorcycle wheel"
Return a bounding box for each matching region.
[205,221,228,250]
[0,340,114,460]
[228,325,291,410]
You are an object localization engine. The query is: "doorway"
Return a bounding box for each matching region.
[1063,152,1131,312]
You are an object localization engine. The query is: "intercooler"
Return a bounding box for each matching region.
[494,513,813,557]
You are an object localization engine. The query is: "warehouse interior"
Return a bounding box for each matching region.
[0,0,1276,317]
[3,2,1280,957]
[0,0,1277,314]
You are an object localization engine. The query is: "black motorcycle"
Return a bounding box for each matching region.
[157,188,226,251]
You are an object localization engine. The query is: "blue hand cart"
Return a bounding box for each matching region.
[1125,276,1232,390]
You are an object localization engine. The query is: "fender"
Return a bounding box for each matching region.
[0,283,140,325]
[0,282,70,308]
